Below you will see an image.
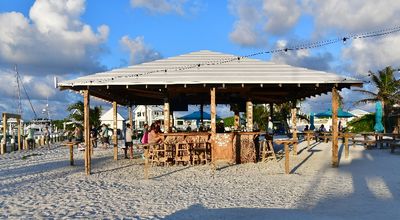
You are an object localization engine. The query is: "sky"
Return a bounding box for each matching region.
[0,0,399,120]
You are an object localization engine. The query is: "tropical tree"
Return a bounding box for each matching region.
[67,101,103,129]
[353,66,400,131]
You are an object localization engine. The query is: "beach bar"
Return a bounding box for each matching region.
[57,50,362,175]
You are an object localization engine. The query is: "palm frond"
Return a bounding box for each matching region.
[353,98,379,106]
[353,89,377,97]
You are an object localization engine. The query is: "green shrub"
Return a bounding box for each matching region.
[346,114,375,133]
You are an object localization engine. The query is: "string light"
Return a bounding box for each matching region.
[71,25,400,85]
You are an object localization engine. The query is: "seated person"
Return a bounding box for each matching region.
[216,120,225,133]
[148,123,163,144]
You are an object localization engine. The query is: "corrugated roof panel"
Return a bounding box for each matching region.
[58,50,362,87]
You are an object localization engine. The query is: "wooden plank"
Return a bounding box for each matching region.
[246,100,253,131]
[128,106,133,127]
[1,114,6,154]
[234,111,240,130]
[113,101,118,160]
[17,118,21,151]
[285,143,289,174]
[344,134,349,159]
[332,87,339,167]
[164,101,170,133]
[83,90,91,175]
[210,87,216,164]
[144,105,148,125]
[69,143,74,166]
[291,107,298,156]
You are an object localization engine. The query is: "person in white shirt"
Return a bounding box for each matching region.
[124,123,133,159]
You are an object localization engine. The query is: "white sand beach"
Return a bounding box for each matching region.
[1,141,400,219]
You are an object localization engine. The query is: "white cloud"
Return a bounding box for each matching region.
[342,33,400,74]
[228,0,301,47]
[228,0,267,47]
[130,0,190,15]
[262,0,301,35]
[271,40,333,71]
[0,0,109,75]
[120,36,162,64]
[303,0,400,34]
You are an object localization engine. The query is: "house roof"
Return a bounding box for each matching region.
[58,50,362,106]
[349,109,370,117]
[100,108,125,121]
[132,105,163,113]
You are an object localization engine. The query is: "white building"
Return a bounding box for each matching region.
[133,105,164,130]
[100,108,125,130]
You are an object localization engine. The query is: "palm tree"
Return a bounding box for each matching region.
[353,66,400,131]
[67,101,103,128]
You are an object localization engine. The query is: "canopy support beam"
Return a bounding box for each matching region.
[332,87,339,167]
[113,101,118,160]
[83,90,91,175]
[164,100,170,133]
[210,88,216,164]
[246,100,253,131]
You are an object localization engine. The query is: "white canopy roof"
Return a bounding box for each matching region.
[58,50,361,87]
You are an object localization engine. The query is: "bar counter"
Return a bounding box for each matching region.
[161,131,260,164]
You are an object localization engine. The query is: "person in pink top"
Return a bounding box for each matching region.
[148,123,163,144]
[141,124,149,144]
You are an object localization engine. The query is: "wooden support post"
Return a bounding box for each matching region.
[344,135,349,159]
[291,106,298,156]
[210,88,216,165]
[246,100,253,131]
[69,143,74,166]
[163,101,170,133]
[234,111,240,130]
[285,143,290,174]
[2,114,6,154]
[17,118,21,151]
[305,132,312,148]
[128,105,133,128]
[332,87,339,167]
[144,105,148,125]
[144,146,149,179]
[83,90,91,175]
[113,101,118,160]
[170,111,174,132]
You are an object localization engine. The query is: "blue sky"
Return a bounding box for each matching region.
[0,0,399,120]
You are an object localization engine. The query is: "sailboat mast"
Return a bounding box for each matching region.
[15,65,23,117]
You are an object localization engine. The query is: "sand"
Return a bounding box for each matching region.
[1,140,400,219]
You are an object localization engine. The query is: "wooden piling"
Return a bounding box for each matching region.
[344,135,349,159]
[113,101,118,160]
[332,87,339,167]
[285,143,289,174]
[83,90,91,175]
[17,118,21,151]
[210,87,216,166]
[291,107,298,156]
[163,101,170,133]
[234,111,240,130]
[2,114,6,154]
[246,100,253,131]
